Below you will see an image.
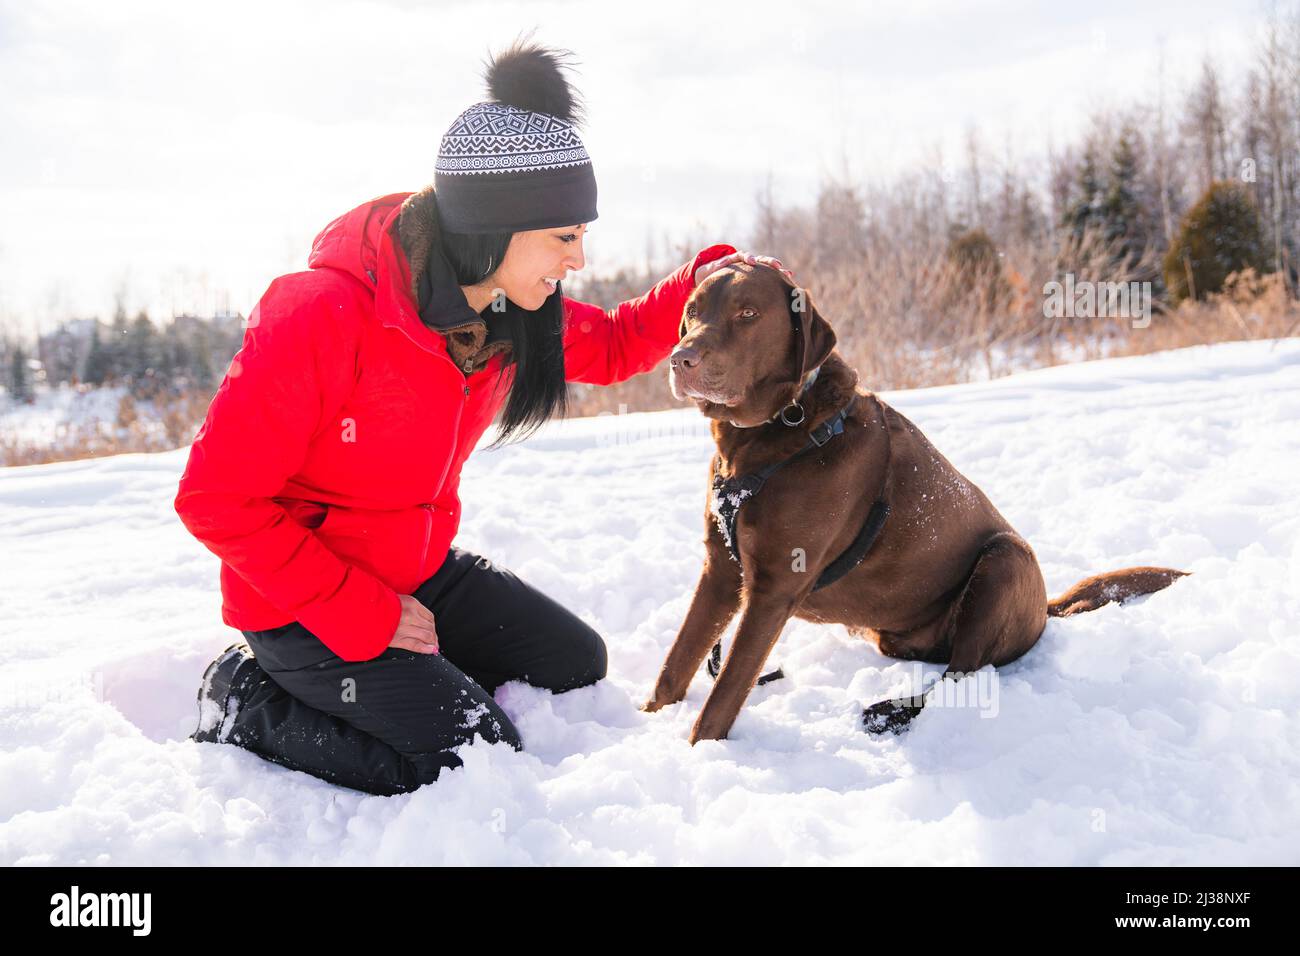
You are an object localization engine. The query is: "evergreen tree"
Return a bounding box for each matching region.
[190,331,214,389]
[8,344,34,404]
[84,323,109,385]
[944,227,1011,315]
[1062,143,1106,241]
[1163,181,1268,303]
[125,312,160,379]
[103,304,130,383]
[1102,125,1147,263]
[1016,187,1044,243]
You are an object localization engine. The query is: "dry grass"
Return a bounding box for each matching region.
[1112,268,1299,358]
[566,230,1298,417]
[6,258,1295,466]
[0,388,211,467]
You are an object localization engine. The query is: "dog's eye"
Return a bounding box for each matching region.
[686,303,697,318]
[738,307,758,319]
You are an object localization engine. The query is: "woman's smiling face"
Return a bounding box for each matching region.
[491,222,588,310]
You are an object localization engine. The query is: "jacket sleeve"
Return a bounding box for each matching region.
[560,243,737,386]
[173,276,402,663]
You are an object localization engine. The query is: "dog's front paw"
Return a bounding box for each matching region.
[641,682,688,713]
[862,697,924,735]
[688,711,733,744]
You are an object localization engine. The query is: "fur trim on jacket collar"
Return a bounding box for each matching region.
[395,184,514,375]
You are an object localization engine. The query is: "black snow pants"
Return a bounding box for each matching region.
[223,546,608,796]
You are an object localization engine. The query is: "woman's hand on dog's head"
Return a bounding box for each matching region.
[695,251,794,287]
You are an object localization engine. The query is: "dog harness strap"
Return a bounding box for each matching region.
[709,397,890,578]
[812,498,891,591]
[706,395,889,687]
[811,393,895,590]
[707,639,785,685]
[710,405,851,565]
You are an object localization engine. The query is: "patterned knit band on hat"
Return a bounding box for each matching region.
[434,41,598,235]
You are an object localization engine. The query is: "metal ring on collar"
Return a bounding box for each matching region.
[778,402,806,426]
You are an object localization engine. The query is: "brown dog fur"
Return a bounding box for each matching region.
[641,264,1189,742]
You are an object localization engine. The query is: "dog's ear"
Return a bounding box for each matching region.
[788,283,836,372]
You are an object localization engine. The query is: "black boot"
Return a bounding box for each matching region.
[189,642,423,795]
[191,642,265,744]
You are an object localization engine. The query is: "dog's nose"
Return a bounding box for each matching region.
[670,346,700,370]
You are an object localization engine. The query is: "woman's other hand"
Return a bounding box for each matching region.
[390,594,440,654]
[694,251,794,286]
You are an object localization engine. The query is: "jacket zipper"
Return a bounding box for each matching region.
[432,376,469,499]
[381,315,473,580]
[419,503,434,580]
[418,372,470,580]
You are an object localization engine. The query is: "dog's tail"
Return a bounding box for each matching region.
[1047,566,1190,617]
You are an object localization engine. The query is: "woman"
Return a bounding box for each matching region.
[175,39,791,796]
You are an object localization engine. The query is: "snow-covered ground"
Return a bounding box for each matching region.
[1,339,1298,865]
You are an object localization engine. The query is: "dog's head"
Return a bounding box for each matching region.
[669,263,836,427]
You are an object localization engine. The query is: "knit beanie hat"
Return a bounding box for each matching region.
[434,39,598,235]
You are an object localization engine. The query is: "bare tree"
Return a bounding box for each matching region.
[1153,44,1177,244]
[1182,56,1231,193]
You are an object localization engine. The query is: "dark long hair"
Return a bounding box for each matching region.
[437,229,570,448]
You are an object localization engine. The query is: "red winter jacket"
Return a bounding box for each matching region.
[173,190,736,662]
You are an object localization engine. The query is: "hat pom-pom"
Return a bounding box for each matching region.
[483,33,587,127]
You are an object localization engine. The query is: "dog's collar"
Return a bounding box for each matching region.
[727,365,821,429]
[772,365,820,426]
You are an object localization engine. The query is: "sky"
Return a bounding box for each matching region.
[0,0,1263,338]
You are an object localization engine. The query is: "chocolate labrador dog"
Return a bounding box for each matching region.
[641,263,1188,744]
